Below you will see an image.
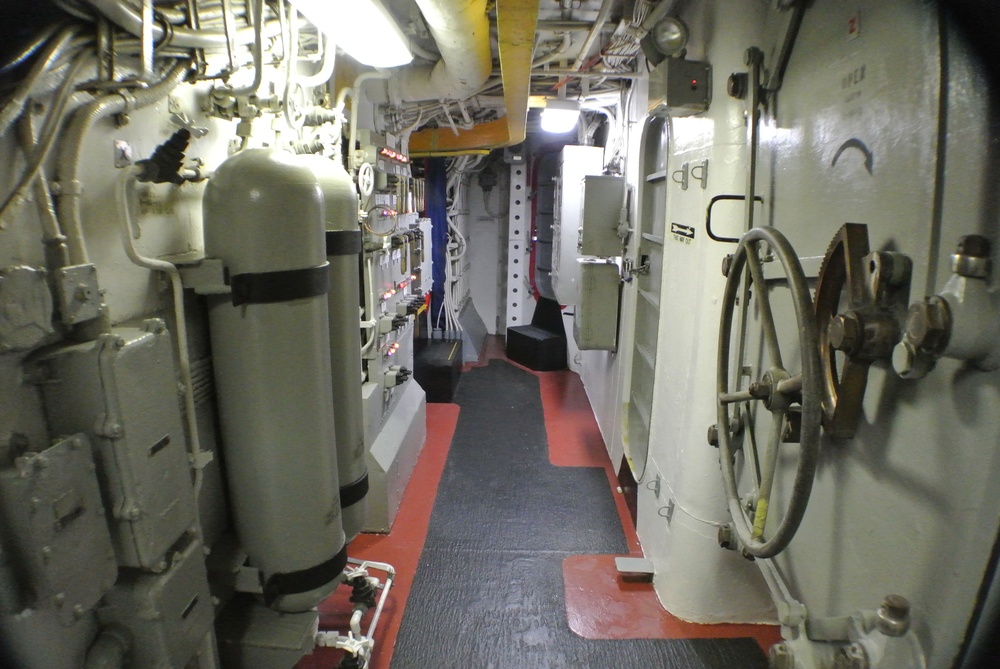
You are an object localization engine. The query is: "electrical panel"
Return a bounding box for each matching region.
[579,175,626,257]
[647,57,712,117]
[363,220,429,418]
[357,131,425,219]
[33,321,198,570]
[97,535,213,668]
[552,146,605,305]
[574,261,621,351]
[356,133,430,533]
[0,434,117,623]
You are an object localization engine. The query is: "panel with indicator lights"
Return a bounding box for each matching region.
[647,57,712,117]
[362,220,431,419]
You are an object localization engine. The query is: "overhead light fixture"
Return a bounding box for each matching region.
[540,98,580,134]
[640,17,689,67]
[289,0,413,68]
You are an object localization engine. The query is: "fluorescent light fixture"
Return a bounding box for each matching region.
[541,98,581,134]
[289,0,413,68]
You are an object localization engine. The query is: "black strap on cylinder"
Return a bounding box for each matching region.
[326,230,363,257]
[340,472,369,509]
[231,263,330,306]
[261,544,348,606]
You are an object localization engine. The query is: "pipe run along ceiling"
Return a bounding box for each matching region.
[408,0,541,157]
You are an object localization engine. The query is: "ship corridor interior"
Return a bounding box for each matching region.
[2,1,1000,668]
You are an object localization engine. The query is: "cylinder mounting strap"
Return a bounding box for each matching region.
[326,230,363,257]
[230,263,330,306]
[261,544,348,605]
[340,472,369,508]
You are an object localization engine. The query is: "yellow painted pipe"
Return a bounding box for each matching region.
[410,0,540,157]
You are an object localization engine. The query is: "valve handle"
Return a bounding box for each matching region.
[716,226,822,558]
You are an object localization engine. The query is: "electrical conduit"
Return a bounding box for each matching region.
[116,168,206,502]
[56,60,191,264]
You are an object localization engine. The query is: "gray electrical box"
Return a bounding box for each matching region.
[579,175,626,257]
[647,58,712,117]
[216,600,320,669]
[98,535,213,669]
[34,320,197,570]
[0,434,117,623]
[574,261,620,351]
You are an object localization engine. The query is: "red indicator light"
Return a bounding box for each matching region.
[378,147,410,164]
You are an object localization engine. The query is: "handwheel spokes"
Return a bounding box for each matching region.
[745,242,785,371]
[750,410,786,541]
[715,226,823,559]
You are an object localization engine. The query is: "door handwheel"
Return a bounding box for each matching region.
[716,226,822,559]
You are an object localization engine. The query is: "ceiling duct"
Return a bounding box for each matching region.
[388,0,491,103]
[409,0,539,156]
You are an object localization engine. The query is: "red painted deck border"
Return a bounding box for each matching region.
[296,403,460,669]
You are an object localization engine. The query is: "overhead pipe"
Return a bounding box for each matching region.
[84,0,281,50]
[387,0,491,104]
[409,0,540,156]
[569,0,615,72]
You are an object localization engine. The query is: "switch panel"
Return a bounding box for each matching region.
[0,434,117,624]
[579,175,626,258]
[98,535,213,668]
[34,321,197,570]
[574,261,621,351]
[647,58,712,117]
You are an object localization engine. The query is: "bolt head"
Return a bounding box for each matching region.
[905,299,950,353]
[707,424,719,447]
[727,73,749,100]
[829,312,862,353]
[768,642,794,669]
[956,235,991,258]
[835,643,870,669]
[722,254,734,277]
[876,594,911,637]
[717,524,735,550]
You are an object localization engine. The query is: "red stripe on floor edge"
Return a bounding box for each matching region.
[295,403,460,669]
[563,554,783,652]
[298,336,781,667]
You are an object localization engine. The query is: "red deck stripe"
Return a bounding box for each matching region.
[296,403,460,669]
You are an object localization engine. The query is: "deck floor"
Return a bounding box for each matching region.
[297,338,780,669]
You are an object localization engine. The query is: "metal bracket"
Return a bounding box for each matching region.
[178,258,231,295]
[56,263,101,325]
[671,160,709,191]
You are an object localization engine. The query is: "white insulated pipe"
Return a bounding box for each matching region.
[387,0,491,104]
[56,61,191,265]
[84,0,281,50]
